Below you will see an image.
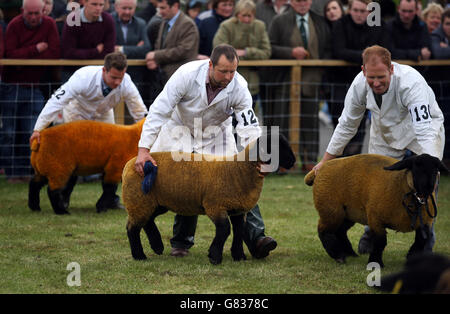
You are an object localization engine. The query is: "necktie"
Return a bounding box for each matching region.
[103,86,112,97]
[161,22,170,47]
[300,17,308,50]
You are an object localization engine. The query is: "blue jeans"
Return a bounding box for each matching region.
[0,84,44,177]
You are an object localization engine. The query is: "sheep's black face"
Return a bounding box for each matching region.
[384,154,448,198]
[257,131,296,170]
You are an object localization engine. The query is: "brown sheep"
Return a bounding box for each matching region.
[304,153,447,267]
[122,132,296,264]
[29,119,145,215]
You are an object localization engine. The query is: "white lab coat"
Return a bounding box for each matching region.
[139,60,261,156]
[34,66,148,131]
[327,62,445,160]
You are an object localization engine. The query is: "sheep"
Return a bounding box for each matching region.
[29,119,145,215]
[377,253,450,294]
[121,131,296,264]
[304,153,448,267]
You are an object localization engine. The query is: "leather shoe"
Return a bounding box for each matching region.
[170,247,189,257]
[254,236,277,259]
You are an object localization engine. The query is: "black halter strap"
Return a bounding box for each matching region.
[402,191,438,239]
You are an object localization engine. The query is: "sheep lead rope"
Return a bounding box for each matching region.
[402,191,437,239]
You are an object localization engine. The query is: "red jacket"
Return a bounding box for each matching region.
[3,15,60,84]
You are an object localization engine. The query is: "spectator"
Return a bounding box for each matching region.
[386,0,432,61]
[422,2,444,34]
[113,0,150,58]
[255,0,289,30]
[213,0,271,108]
[329,0,391,156]
[113,0,151,111]
[430,8,450,167]
[50,0,67,18]
[185,0,203,20]
[136,0,157,23]
[42,0,53,15]
[145,0,199,82]
[197,0,234,58]
[61,0,115,59]
[323,0,344,26]
[1,0,60,183]
[376,0,397,22]
[0,22,3,60]
[269,0,331,172]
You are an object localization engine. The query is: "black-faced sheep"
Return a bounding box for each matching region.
[122,132,296,264]
[304,153,448,267]
[29,119,145,215]
[377,253,450,293]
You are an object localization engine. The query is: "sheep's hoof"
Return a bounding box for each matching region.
[29,204,41,212]
[54,210,70,215]
[335,257,346,264]
[232,254,247,262]
[132,253,147,261]
[208,250,223,265]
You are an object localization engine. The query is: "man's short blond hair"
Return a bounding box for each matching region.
[362,45,392,68]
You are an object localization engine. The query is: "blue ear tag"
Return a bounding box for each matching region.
[141,161,158,194]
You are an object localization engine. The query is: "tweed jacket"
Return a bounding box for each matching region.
[213,17,271,96]
[153,11,199,79]
[113,12,151,59]
[269,7,331,96]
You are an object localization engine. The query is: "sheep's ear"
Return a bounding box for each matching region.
[435,158,449,173]
[384,158,413,171]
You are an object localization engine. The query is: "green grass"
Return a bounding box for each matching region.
[0,173,449,294]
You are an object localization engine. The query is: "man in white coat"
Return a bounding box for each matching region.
[314,45,445,254]
[135,44,278,259]
[30,52,148,211]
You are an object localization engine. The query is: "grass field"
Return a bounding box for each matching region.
[0,173,449,294]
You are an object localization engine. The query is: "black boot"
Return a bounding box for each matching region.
[96,182,123,213]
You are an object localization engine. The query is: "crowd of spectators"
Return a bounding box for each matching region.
[1,0,450,182]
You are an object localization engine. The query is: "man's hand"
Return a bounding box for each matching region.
[292,46,309,60]
[421,47,431,60]
[135,147,157,177]
[312,152,336,175]
[145,51,158,70]
[36,42,48,53]
[29,131,41,146]
[136,40,144,47]
[97,43,104,54]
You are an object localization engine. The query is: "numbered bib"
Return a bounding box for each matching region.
[409,104,432,124]
[235,108,258,127]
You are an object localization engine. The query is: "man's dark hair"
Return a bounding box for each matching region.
[442,7,450,24]
[104,52,128,71]
[212,0,235,10]
[157,0,180,6]
[210,44,238,66]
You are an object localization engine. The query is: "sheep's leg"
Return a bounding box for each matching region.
[143,206,168,255]
[28,175,47,212]
[61,175,78,209]
[126,222,147,260]
[47,187,70,215]
[368,232,387,268]
[318,218,348,263]
[407,225,431,259]
[208,217,231,265]
[96,182,121,212]
[229,214,246,261]
[336,219,358,258]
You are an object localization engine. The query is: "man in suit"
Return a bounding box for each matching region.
[113,0,151,59]
[145,0,199,81]
[268,0,331,172]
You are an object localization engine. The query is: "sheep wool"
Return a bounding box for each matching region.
[29,119,145,214]
[122,133,296,264]
[304,153,447,267]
